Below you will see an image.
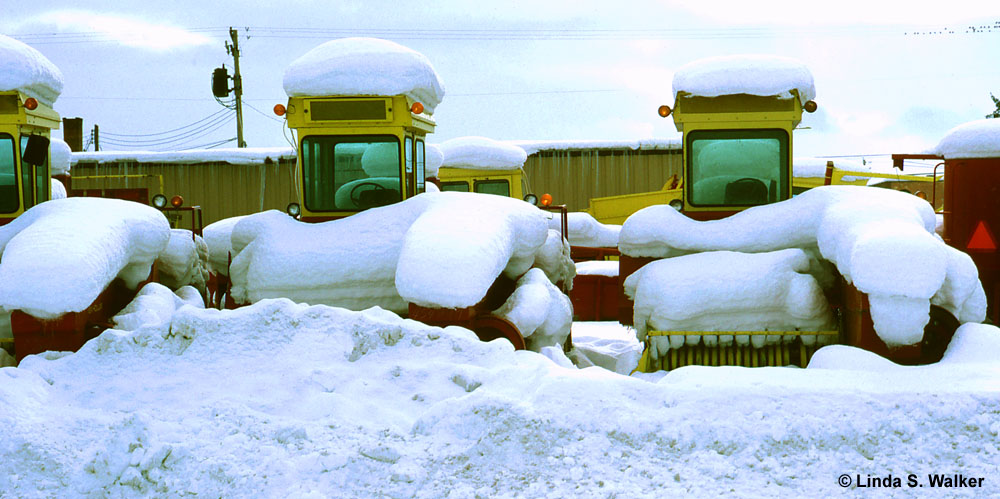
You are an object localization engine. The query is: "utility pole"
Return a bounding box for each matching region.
[93,124,99,151]
[226,27,246,147]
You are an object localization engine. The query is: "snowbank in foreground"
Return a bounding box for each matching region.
[620,186,986,347]
[438,136,527,170]
[934,118,1000,159]
[0,34,63,106]
[2,297,998,497]
[672,54,815,105]
[282,37,445,114]
[0,198,170,318]
[230,192,558,313]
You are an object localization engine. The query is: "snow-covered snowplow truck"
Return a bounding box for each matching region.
[621,55,980,372]
[0,91,57,227]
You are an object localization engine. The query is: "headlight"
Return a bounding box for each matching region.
[669,199,683,211]
[286,202,301,217]
[523,194,538,206]
[151,194,168,209]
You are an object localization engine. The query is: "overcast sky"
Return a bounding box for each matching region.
[3,1,997,169]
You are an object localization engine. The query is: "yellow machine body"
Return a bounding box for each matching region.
[436,166,525,200]
[284,95,435,221]
[0,91,58,225]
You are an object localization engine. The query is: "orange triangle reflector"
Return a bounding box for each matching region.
[967,221,997,251]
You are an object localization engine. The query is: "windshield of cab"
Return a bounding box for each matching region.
[300,135,402,211]
[686,129,788,207]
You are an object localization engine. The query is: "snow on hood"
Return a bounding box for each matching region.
[424,143,444,178]
[155,229,210,298]
[71,147,296,166]
[49,138,72,176]
[0,34,63,107]
[550,212,621,248]
[934,118,1000,159]
[620,186,986,347]
[672,54,816,105]
[438,136,527,170]
[202,215,248,276]
[0,198,170,319]
[229,192,557,313]
[282,37,445,114]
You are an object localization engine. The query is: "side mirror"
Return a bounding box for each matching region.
[23,135,50,166]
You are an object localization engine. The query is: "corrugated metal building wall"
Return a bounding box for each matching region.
[69,157,297,226]
[67,141,682,225]
[522,148,682,212]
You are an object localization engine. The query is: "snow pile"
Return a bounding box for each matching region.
[575,260,618,277]
[550,211,621,248]
[154,229,209,298]
[672,54,815,105]
[0,34,63,106]
[934,118,1000,159]
[569,322,643,374]
[2,296,999,497]
[0,198,170,319]
[526,230,575,289]
[49,138,72,176]
[282,38,445,114]
[438,136,527,170]
[71,147,296,166]
[494,268,573,350]
[108,282,205,339]
[50,179,66,199]
[230,192,560,314]
[620,186,986,347]
[424,143,444,178]
[201,216,246,276]
[625,249,836,357]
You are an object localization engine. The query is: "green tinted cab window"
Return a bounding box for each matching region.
[440,181,469,192]
[0,135,16,212]
[300,135,402,211]
[474,179,510,197]
[686,129,788,207]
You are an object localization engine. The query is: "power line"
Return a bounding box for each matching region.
[100,108,233,138]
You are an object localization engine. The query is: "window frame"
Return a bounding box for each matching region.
[299,134,402,212]
[685,128,789,208]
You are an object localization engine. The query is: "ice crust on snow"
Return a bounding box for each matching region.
[934,118,1000,159]
[672,54,816,105]
[549,212,620,248]
[3,295,1000,497]
[229,192,561,314]
[620,186,986,347]
[0,198,170,318]
[0,34,63,106]
[438,136,528,170]
[282,38,445,114]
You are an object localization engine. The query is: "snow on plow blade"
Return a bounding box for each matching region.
[634,330,839,372]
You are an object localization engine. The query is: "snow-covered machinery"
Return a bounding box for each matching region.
[276,38,443,222]
[434,136,529,200]
[892,119,1000,326]
[622,55,979,372]
[0,90,58,228]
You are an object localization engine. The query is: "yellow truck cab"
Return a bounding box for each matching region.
[0,91,58,226]
[666,90,813,221]
[437,167,524,199]
[282,94,435,222]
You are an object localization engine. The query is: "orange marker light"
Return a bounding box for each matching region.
[804,100,818,113]
[170,195,184,208]
[410,102,424,114]
[540,193,553,207]
[24,97,38,110]
[657,105,671,118]
[273,103,286,116]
